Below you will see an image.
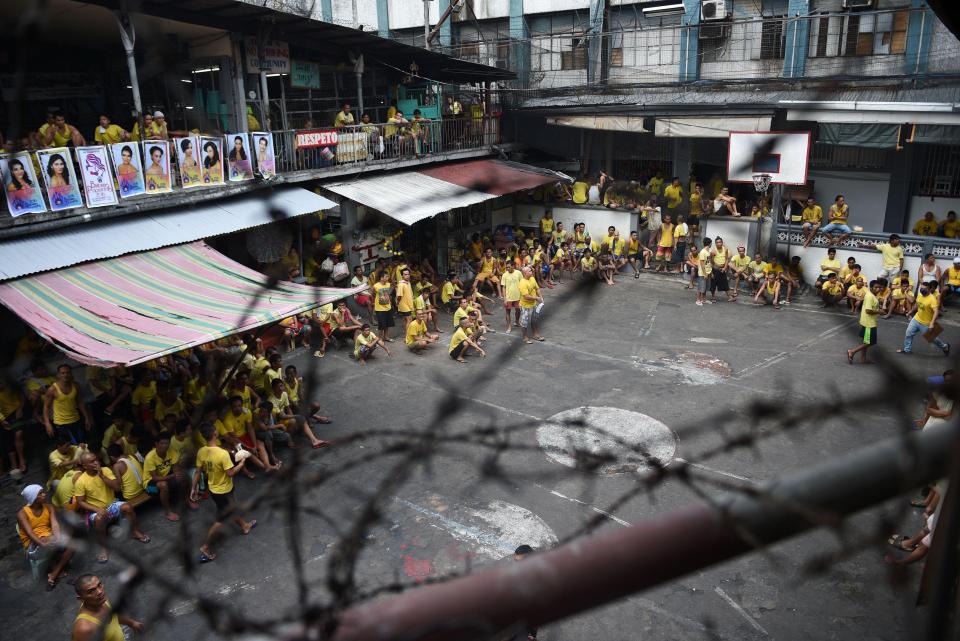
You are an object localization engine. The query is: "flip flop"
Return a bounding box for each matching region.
[242,520,258,535]
[312,416,332,424]
[198,551,216,563]
[96,553,109,564]
[887,534,915,551]
[524,339,533,344]
[46,577,58,591]
[134,534,151,544]
[165,513,181,522]
[910,498,927,508]
[312,441,331,449]
[846,350,854,365]
[534,337,545,341]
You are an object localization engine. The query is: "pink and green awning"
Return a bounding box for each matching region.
[0,242,358,366]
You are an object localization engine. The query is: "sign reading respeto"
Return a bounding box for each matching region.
[294,129,339,149]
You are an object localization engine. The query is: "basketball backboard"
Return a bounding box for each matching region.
[727,131,811,185]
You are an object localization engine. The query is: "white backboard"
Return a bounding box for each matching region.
[727,131,811,185]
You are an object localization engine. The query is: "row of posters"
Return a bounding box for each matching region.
[0,132,277,216]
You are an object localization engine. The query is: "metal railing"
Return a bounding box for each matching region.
[777,223,960,260]
[272,116,501,174]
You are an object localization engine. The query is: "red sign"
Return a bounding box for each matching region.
[295,129,338,149]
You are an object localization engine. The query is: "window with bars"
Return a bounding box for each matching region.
[561,38,588,70]
[759,16,787,59]
[809,10,909,58]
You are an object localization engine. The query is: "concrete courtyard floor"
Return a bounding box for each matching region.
[0,268,950,641]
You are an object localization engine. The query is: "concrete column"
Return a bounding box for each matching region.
[678,0,701,82]
[439,0,453,48]
[883,146,915,234]
[230,34,248,132]
[340,200,360,270]
[509,0,530,86]
[904,0,932,76]
[321,0,333,22]
[587,0,605,84]
[671,138,692,185]
[377,0,390,38]
[783,0,810,78]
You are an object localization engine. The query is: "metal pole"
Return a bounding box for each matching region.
[789,14,798,78]
[356,72,364,116]
[423,0,431,50]
[914,9,926,76]
[325,423,959,641]
[115,1,144,137]
[260,72,270,130]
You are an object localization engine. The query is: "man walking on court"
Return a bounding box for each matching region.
[846,280,882,365]
[898,281,950,356]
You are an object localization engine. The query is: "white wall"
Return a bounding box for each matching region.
[331,0,380,29]
[776,243,951,287]
[907,196,960,232]
[807,170,890,233]
[388,0,442,30]
[524,0,590,16]
[515,203,635,238]
[492,206,514,228]
[468,0,510,20]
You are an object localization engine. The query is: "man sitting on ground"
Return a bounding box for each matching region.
[820,273,845,307]
[74,452,149,563]
[886,279,916,318]
[354,324,390,365]
[449,317,486,363]
[406,309,438,354]
[846,276,869,316]
[143,432,191,522]
[755,272,782,309]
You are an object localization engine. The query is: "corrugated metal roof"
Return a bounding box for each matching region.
[322,159,565,226]
[0,187,334,281]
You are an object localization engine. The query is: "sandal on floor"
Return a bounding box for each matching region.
[198,551,216,563]
[887,534,915,551]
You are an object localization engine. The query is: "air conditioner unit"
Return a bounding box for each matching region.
[701,0,729,21]
[842,0,875,8]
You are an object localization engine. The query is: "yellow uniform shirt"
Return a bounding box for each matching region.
[155,397,185,422]
[441,281,457,304]
[373,282,392,312]
[449,327,469,354]
[52,470,81,510]
[48,445,84,484]
[697,248,713,277]
[581,256,597,271]
[170,434,195,462]
[572,181,589,204]
[663,185,683,209]
[822,281,844,296]
[518,277,539,309]
[648,177,664,195]
[712,248,729,268]
[222,409,252,439]
[861,291,880,329]
[892,276,914,289]
[892,288,915,302]
[453,306,471,328]
[914,292,939,326]
[354,332,378,358]
[502,270,523,302]
[943,220,960,238]
[802,205,823,224]
[913,219,938,236]
[131,382,157,408]
[396,280,414,313]
[539,218,554,235]
[828,204,848,224]
[763,263,784,275]
[0,387,23,421]
[94,124,126,145]
[143,448,179,488]
[116,455,146,500]
[819,258,841,276]
[732,254,751,271]
[748,260,767,276]
[196,445,234,495]
[876,243,904,270]
[405,319,428,346]
[658,224,674,248]
[947,266,960,287]
[846,284,867,300]
[74,468,117,510]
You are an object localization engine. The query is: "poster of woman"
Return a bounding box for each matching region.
[0,153,47,216]
[252,132,276,178]
[200,137,224,185]
[143,141,172,194]
[109,143,145,198]
[76,146,118,208]
[174,136,202,188]
[37,148,83,211]
[226,133,254,182]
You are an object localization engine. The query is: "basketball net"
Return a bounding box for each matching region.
[752,173,772,194]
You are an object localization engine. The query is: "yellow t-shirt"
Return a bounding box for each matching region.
[802,205,823,224]
[846,284,867,300]
[943,220,960,238]
[453,306,470,328]
[947,266,960,287]
[170,434,195,462]
[732,254,751,270]
[354,332,378,358]
[893,288,915,302]
[658,224,674,248]
[697,248,713,277]
[712,248,729,268]
[828,204,848,224]
[449,327,469,354]
[876,243,904,269]
[581,256,597,271]
[197,445,234,495]
[913,219,938,236]
[52,470,81,510]
[222,409,252,438]
[116,455,146,500]
[373,282,393,312]
[143,448,179,488]
[155,397,185,422]
[822,281,844,296]
[572,181,589,204]
[748,260,767,275]
[860,291,880,328]
[94,124,126,145]
[405,319,427,346]
[396,280,414,313]
[502,270,523,302]
[892,276,914,289]
[663,184,683,209]
[914,292,939,326]
[441,281,456,304]
[819,258,841,276]
[0,387,23,421]
[74,468,117,510]
[48,445,84,484]
[539,217,554,235]
[518,277,539,309]
[131,381,157,408]
[648,177,664,195]
[763,263,784,275]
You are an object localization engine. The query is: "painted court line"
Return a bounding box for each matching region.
[714,586,770,636]
[734,319,855,379]
[674,458,753,483]
[536,484,632,527]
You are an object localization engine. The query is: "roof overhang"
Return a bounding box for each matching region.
[782,100,960,125]
[81,0,515,83]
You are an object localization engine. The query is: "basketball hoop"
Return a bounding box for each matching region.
[752,173,772,194]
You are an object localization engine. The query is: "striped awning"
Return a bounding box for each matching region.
[0,242,360,366]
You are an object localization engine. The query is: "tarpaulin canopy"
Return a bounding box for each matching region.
[322,159,567,226]
[0,242,361,367]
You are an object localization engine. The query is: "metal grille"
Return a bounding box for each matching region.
[918,144,960,198]
[810,143,888,170]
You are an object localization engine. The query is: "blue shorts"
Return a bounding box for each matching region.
[821,223,852,235]
[86,500,125,528]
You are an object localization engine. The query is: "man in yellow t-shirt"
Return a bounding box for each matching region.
[901,282,950,355]
[441,272,464,312]
[143,433,185,522]
[860,234,904,281]
[93,115,128,145]
[406,309,438,353]
[654,214,675,272]
[943,210,959,238]
[48,433,85,488]
[74,452,148,561]
[913,211,939,236]
[395,268,415,331]
[663,177,684,211]
[500,262,524,332]
[820,273,845,307]
[539,210,555,243]
[800,197,823,247]
[695,238,714,306]
[816,247,842,291]
[847,280,882,364]
[647,171,664,196]
[822,195,851,245]
[518,266,544,343]
[942,257,960,305]
[846,277,868,314]
[449,317,485,362]
[730,246,752,294]
[747,254,768,294]
[886,280,916,318]
[354,323,390,364]
[372,271,395,342]
[191,422,257,562]
[474,247,503,299]
[334,103,355,128]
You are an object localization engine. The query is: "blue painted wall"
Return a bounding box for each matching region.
[679,0,701,81]
[783,0,810,78]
